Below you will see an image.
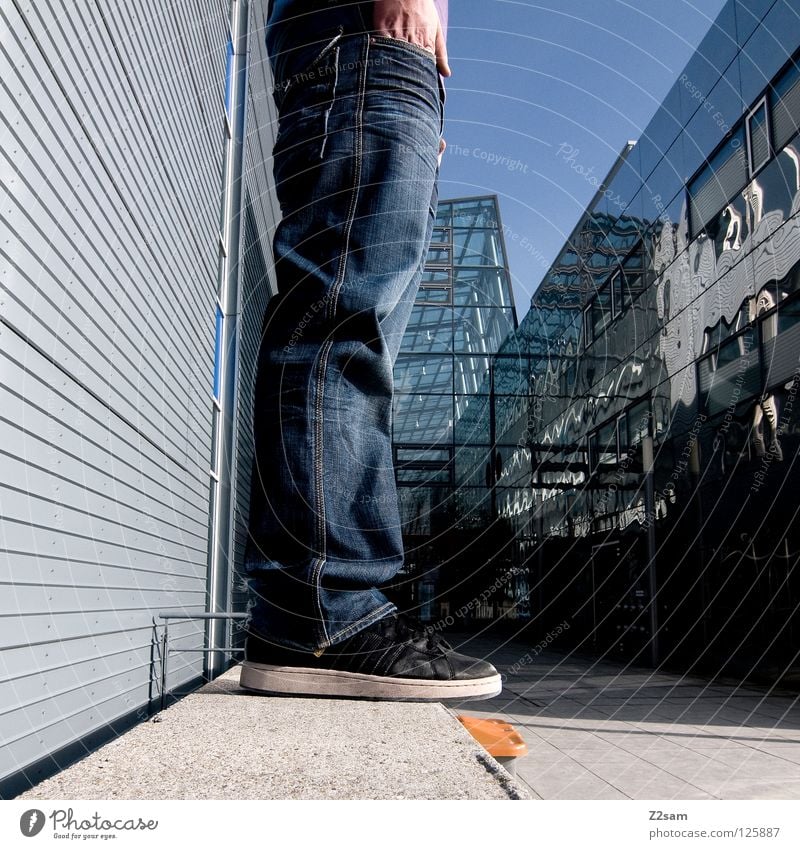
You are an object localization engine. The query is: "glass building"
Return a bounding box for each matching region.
[425,0,800,685]
[390,196,519,620]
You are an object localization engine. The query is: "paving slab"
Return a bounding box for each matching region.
[448,633,800,801]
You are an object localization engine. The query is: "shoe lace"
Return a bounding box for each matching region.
[394,612,453,653]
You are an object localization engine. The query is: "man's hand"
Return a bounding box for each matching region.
[373,0,451,77]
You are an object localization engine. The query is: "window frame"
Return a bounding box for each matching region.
[746,95,772,177]
[583,237,649,347]
[417,268,453,306]
[587,398,652,477]
[610,269,623,319]
[583,303,594,349]
[686,48,800,240]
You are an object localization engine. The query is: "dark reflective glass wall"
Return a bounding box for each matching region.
[392,2,800,685]
[482,1,800,681]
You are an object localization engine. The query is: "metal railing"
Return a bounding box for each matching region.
[154,611,247,712]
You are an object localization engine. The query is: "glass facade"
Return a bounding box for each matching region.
[496,13,800,680]
[391,196,520,621]
[394,2,800,685]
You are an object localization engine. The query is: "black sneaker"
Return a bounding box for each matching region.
[239,613,502,701]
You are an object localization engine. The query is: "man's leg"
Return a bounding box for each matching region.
[244,7,441,651]
[241,3,501,700]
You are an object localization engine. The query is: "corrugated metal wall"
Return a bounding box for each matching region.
[230,0,278,624]
[0,0,279,794]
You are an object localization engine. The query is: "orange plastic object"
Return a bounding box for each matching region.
[457,715,528,759]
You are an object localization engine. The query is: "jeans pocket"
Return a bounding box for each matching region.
[272,28,343,165]
[436,69,446,138]
[273,27,344,109]
[369,34,437,63]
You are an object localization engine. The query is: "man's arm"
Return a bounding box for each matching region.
[372,0,451,77]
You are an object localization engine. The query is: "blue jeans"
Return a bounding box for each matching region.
[243,1,444,651]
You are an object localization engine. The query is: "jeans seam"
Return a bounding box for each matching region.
[313,338,332,555]
[325,34,368,322]
[311,556,327,646]
[312,337,333,645]
[312,36,368,647]
[325,601,396,647]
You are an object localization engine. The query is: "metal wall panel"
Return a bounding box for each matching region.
[737,0,800,107]
[1,0,281,794]
[229,0,278,620]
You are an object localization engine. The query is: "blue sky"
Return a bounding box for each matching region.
[439,0,730,311]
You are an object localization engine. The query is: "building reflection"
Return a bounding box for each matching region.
[393,2,800,685]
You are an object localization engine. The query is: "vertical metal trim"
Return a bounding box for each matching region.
[489,360,497,520]
[206,0,250,680]
[490,194,518,324]
[213,302,224,402]
[224,36,235,125]
[641,432,659,667]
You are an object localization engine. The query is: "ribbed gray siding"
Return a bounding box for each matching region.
[0,0,279,792]
[230,1,278,621]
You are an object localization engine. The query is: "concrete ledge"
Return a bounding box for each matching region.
[18,668,528,800]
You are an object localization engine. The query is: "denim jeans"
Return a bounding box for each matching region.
[243,1,444,651]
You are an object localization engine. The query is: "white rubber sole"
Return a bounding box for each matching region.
[239,661,503,702]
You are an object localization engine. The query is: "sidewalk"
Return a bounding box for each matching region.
[16,635,800,801]
[454,632,800,800]
[15,667,527,801]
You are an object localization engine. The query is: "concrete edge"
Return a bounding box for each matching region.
[440,705,531,800]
